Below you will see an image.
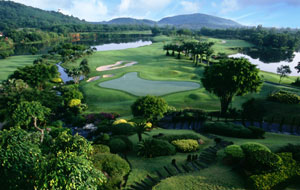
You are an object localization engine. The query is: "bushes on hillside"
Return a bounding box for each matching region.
[268,90,300,104]
[171,109,207,122]
[171,139,199,152]
[277,143,300,162]
[108,136,133,154]
[203,122,264,138]
[137,138,176,158]
[240,142,271,155]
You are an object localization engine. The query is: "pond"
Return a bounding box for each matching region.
[99,72,200,96]
[229,52,300,76]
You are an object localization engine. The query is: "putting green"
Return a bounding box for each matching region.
[99,72,201,96]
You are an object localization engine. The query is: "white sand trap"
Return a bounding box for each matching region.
[96,61,138,72]
[221,40,227,44]
[87,76,100,82]
[103,74,115,78]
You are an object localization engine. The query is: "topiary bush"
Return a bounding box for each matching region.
[277,144,300,162]
[137,138,176,158]
[268,90,300,104]
[157,134,202,142]
[248,153,300,190]
[224,145,245,159]
[203,122,254,138]
[171,139,199,152]
[240,142,271,155]
[248,126,265,139]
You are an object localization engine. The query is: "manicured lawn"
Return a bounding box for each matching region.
[0,55,38,81]
[125,128,213,187]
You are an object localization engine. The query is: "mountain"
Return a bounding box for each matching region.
[102,18,156,26]
[158,13,242,29]
[0,1,84,30]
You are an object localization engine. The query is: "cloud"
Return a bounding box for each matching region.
[118,0,131,12]
[180,1,200,13]
[220,0,239,13]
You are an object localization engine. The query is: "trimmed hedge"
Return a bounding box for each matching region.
[137,138,176,158]
[277,144,300,162]
[92,144,110,154]
[268,90,300,104]
[247,150,282,173]
[171,139,199,152]
[248,126,265,139]
[108,136,133,153]
[157,134,201,142]
[240,142,271,155]
[249,153,300,190]
[203,122,255,138]
[224,145,245,159]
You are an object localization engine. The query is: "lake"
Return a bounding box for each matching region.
[230,52,300,76]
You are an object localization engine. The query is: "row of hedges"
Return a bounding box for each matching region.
[203,122,265,139]
[268,90,300,104]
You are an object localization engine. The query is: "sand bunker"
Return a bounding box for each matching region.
[96,61,138,72]
[103,74,115,78]
[221,40,227,44]
[87,76,100,82]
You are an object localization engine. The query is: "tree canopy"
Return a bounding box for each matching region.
[201,58,262,114]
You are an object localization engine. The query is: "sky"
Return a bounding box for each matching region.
[11,0,300,28]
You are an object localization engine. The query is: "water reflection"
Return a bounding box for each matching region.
[242,48,295,63]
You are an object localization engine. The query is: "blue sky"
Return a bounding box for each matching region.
[12,0,300,28]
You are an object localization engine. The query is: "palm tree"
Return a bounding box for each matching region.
[133,118,150,142]
[79,59,90,79]
[65,67,82,84]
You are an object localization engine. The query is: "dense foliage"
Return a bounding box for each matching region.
[131,95,168,121]
[201,58,262,114]
[171,139,200,152]
[268,90,300,104]
[224,145,245,159]
[137,138,176,158]
[156,134,202,142]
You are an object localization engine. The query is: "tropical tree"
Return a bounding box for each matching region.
[132,118,151,142]
[65,67,82,84]
[277,65,292,84]
[79,59,90,79]
[163,44,171,56]
[11,101,51,142]
[201,58,262,115]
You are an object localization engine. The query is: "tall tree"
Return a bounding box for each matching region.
[277,65,291,84]
[79,59,90,79]
[201,58,262,115]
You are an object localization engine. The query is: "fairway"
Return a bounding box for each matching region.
[99,72,201,96]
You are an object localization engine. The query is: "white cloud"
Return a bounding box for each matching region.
[180,1,200,13]
[220,0,239,13]
[118,0,131,12]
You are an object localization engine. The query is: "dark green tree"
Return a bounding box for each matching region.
[201,58,262,115]
[277,65,291,84]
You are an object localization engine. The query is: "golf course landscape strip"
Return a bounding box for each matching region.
[99,72,201,96]
[96,61,138,71]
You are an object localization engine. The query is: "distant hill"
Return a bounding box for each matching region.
[104,13,242,29]
[158,13,242,29]
[0,1,84,30]
[102,18,156,26]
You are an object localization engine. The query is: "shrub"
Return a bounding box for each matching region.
[247,150,282,174]
[68,99,81,107]
[93,153,130,189]
[172,109,207,122]
[158,134,201,142]
[113,119,128,125]
[93,144,110,154]
[108,136,133,153]
[268,90,300,104]
[131,95,168,121]
[171,139,199,152]
[224,145,245,159]
[203,122,254,138]
[242,98,265,121]
[277,144,300,162]
[97,123,135,136]
[137,138,176,158]
[241,142,271,155]
[51,77,63,83]
[249,153,300,190]
[248,126,265,138]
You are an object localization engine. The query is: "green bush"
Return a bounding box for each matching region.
[247,150,282,174]
[224,145,245,159]
[240,142,271,155]
[93,144,110,154]
[203,122,254,138]
[248,126,265,138]
[137,138,176,158]
[172,109,207,122]
[108,136,133,153]
[249,153,300,190]
[158,134,201,142]
[97,123,135,136]
[277,144,300,162]
[131,95,168,121]
[93,153,130,189]
[171,139,199,152]
[268,90,300,104]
